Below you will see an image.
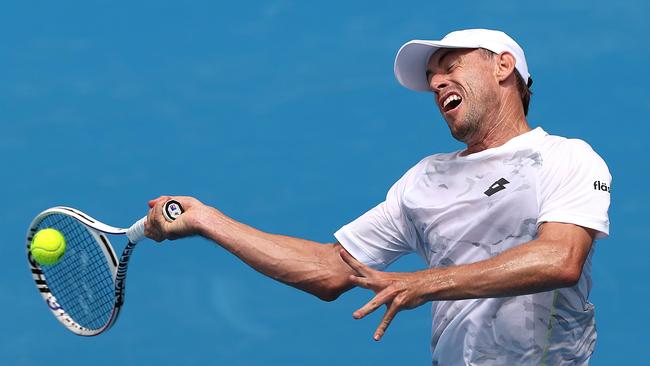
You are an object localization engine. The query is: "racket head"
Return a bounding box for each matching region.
[26,207,123,336]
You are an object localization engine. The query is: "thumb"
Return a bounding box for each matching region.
[148,196,170,208]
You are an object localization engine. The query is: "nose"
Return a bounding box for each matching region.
[429,74,449,94]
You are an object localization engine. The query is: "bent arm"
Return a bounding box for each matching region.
[423,222,594,300]
[349,221,595,304]
[342,222,596,340]
[146,196,356,301]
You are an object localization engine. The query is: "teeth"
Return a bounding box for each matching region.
[443,94,461,109]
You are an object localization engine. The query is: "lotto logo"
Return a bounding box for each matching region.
[593,180,611,193]
[484,178,510,197]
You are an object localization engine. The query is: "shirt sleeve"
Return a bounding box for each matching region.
[537,138,612,239]
[334,162,422,270]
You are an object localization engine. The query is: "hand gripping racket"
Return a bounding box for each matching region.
[26,200,184,336]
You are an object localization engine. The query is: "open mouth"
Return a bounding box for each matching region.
[442,93,462,113]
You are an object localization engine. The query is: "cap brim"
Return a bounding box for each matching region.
[393,40,468,92]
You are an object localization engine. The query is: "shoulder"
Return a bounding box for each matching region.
[534,131,612,238]
[538,132,608,170]
[536,131,611,186]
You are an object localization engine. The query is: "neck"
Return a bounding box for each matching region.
[462,97,530,156]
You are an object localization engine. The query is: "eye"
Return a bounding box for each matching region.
[447,63,456,72]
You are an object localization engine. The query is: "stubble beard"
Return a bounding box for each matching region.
[448,82,499,145]
[449,102,482,143]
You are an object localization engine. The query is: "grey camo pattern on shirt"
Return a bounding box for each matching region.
[403,149,595,365]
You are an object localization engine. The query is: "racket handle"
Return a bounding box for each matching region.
[163,200,184,222]
[126,217,147,243]
[126,200,183,242]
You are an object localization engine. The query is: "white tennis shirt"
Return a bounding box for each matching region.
[335,127,611,365]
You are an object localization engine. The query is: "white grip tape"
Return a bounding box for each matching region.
[126,217,147,243]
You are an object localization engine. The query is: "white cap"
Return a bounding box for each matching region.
[394,29,531,92]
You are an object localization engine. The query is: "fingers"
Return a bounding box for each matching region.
[351,290,401,340]
[340,249,380,291]
[148,196,170,208]
[339,249,373,277]
[347,274,371,289]
[144,198,167,242]
[171,196,199,209]
[353,291,391,319]
[373,302,400,341]
[145,195,206,242]
[145,195,180,242]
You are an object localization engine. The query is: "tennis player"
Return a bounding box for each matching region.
[146,29,611,365]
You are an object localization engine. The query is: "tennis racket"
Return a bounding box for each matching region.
[26,200,184,336]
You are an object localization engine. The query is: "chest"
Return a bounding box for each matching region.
[404,151,543,265]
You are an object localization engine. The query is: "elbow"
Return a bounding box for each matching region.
[545,246,587,289]
[314,276,353,302]
[553,264,582,288]
[316,289,342,302]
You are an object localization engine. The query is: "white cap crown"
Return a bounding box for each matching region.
[394,29,531,92]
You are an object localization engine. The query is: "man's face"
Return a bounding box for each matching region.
[426,48,499,143]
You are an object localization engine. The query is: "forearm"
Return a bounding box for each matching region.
[196,207,352,301]
[420,237,588,301]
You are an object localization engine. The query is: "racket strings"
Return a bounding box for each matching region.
[37,214,116,330]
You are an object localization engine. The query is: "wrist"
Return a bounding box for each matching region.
[420,267,451,302]
[194,206,225,238]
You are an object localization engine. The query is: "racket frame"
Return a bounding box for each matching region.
[26,206,136,336]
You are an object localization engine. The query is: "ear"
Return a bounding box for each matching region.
[495,52,517,83]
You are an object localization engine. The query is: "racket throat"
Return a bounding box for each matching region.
[115,241,137,307]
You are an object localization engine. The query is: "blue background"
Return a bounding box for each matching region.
[2,1,647,365]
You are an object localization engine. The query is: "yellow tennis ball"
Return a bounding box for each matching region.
[31,228,66,265]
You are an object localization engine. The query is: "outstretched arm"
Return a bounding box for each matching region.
[145,196,356,301]
[340,222,595,340]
